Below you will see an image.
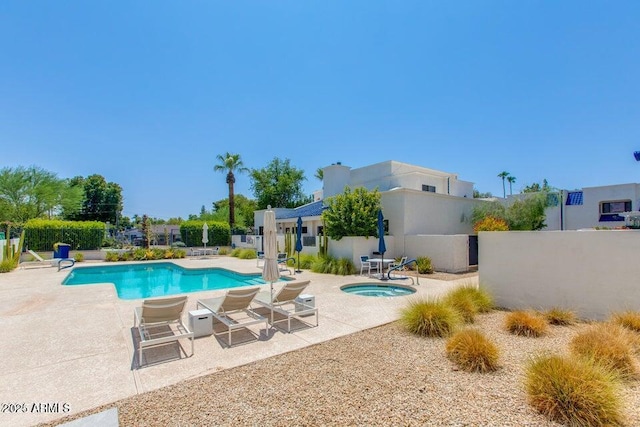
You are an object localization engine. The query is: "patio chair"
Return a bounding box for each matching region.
[359,255,379,276]
[197,287,267,347]
[389,256,408,271]
[277,253,293,275]
[254,280,318,333]
[134,296,194,367]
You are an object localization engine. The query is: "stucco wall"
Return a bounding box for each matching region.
[329,236,396,268]
[404,235,469,273]
[479,230,640,320]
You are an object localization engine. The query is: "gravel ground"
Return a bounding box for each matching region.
[41,311,640,427]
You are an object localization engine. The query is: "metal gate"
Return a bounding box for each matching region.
[468,235,478,266]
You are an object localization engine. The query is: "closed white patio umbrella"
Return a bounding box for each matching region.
[262,206,280,319]
[202,222,209,249]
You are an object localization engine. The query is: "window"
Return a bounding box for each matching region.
[566,191,583,205]
[599,200,631,222]
[601,200,631,214]
[317,226,324,236]
[422,184,436,193]
[301,226,308,234]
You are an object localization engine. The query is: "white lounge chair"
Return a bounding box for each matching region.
[197,287,267,347]
[134,296,194,367]
[254,280,318,333]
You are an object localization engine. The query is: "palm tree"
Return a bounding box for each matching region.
[314,168,324,182]
[498,171,510,198]
[507,175,516,195]
[214,152,249,227]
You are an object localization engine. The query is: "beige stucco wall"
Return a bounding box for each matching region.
[479,230,640,320]
[329,236,396,268]
[404,235,469,273]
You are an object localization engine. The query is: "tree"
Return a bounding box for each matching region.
[322,187,381,240]
[214,152,249,227]
[314,168,324,181]
[507,175,516,195]
[497,171,510,198]
[212,194,257,227]
[250,157,312,209]
[471,193,550,231]
[66,174,123,224]
[0,165,83,222]
[523,179,551,193]
[473,188,493,198]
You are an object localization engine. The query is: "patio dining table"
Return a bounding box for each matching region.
[368,258,396,275]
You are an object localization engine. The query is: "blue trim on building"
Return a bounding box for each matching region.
[566,191,583,205]
[276,200,327,220]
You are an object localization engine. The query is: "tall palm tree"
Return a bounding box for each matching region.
[507,175,516,195]
[214,152,249,227]
[314,167,324,182]
[497,171,510,198]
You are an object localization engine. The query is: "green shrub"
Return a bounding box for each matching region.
[400,299,461,338]
[504,310,548,337]
[545,307,577,326]
[570,323,639,380]
[456,285,494,313]
[310,255,355,276]
[230,248,242,257]
[24,219,105,251]
[0,258,18,273]
[524,355,623,426]
[446,329,500,373]
[238,249,257,259]
[218,247,229,255]
[610,311,640,333]
[179,220,230,246]
[118,251,133,261]
[74,252,84,262]
[105,252,119,262]
[173,249,186,259]
[287,253,316,269]
[415,256,433,274]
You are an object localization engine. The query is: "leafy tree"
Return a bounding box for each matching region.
[322,187,381,240]
[66,174,123,224]
[522,179,551,193]
[250,157,312,209]
[213,194,257,227]
[0,165,83,222]
[471,193,549,231]
[314,168,324,181]
[507,175,516,195]
[214,152,249,227]
[473,188,493,198]
[497,171,510,198]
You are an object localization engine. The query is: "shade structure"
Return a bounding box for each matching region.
[295,216,303,273]
[262,207,280,283]
[377,210,387,280]
[202,222,209,248]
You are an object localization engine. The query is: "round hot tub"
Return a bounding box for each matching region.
[340,283,416,297]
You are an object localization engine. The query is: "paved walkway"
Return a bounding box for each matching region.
[0,257,477,426]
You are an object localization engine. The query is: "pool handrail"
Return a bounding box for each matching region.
[387,259,419,285]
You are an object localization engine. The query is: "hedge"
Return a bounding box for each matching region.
[24,219,105,251]
[180,221,230,246]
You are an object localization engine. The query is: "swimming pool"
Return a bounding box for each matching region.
[62,262,286,300]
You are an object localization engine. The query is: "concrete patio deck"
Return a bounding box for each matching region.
[0,257,477,426]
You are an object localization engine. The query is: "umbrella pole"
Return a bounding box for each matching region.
[296,251,301,273]
[380,251,387,281]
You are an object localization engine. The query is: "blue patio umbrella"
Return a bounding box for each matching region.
[295,216,303,273]
[377,210,387,280]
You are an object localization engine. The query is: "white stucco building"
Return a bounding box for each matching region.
[540,183,640,230]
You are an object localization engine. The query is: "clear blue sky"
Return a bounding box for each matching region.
[2,1,639,220]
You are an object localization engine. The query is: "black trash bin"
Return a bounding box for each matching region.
[54,243,71,259]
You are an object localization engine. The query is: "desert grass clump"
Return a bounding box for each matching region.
[504,310,548,337]
[570,323,640,380]
[237,249,257,259]
[400,299,461,338]
[544,307,577,326]
[443,290,478,323]
[524,354,623,426]
[610,310,640,333]
[446,329,499,373]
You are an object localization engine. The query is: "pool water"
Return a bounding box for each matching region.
[62,262,284,300]
[341,283,416,297]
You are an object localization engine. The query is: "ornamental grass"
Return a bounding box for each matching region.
[504,310,548,337]
[524,354,624,427]
[400,299,461,338]
[446,329,500,373]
